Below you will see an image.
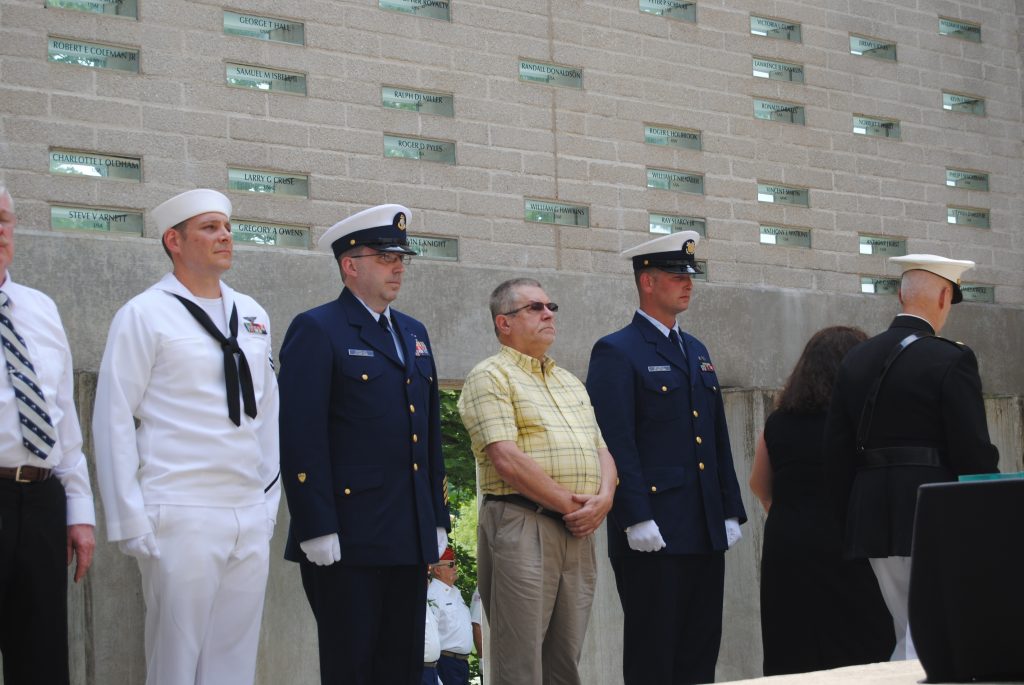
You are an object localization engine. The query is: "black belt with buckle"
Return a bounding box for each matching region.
[858,446,943,469]
[0,465,55,483]
[484,494,563,523]
[423,661,437,669]
[440,650,470,661]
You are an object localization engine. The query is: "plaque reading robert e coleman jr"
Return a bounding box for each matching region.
[48,36,138,72]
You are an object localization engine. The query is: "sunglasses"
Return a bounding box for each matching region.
[432,561,456,569]
[501,301,559,317]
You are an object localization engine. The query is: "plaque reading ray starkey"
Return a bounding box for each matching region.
[408,235,459,261]
[518,60,583,89]
[644,124,701,151]
[524,199,589,227]
[939,17,981,43]
[233,221,309,248]
[383,135,456,165]
[947,206,989,228]
[223,11,305,45]
[646,168,704,195]
[946,168,989,191]
[382,86,454,117]
[861,276,900,295]
[226,63,306,95]
[760,225,811,248]
[228,168,309,198]
[859,234,907,256]
[48,36,138,72]
[750,15,801,42]
[49,149,141,181]
[853,115,900,139]
[380,0,450,21]
[639,0,696,23]
[753,99,805,125]
[51,205,143,234]
[46,0,137,18]
[649,213,706,237]
[850,34,897,61]
[752,57,804,83]
[943,92,985,116]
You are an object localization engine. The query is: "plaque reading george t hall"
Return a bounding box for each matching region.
[46,0,137,18]
[233,220,309,248]
[50,205,143,235]
[49,149,141,181]
[639,0,696,23]
[644,124,701,151]
[938,17,981,43]
[753,98,805,125]
[760,225,811,248]
[946,168,989,191]
[959,284,994,304]
[646,168,704,195]
[380,0,450,21]
[382,86,454,117]
[943,92,985,116]
[223,11,305,45]
[649,213,706,237]
[757,182,809,207]
[861,276,899,295]
[750,15,801,42]
[518,60,583,89]
[228,168,309,198]
[752,57,804,83]
[226,63,306,95]
[383,134,456,165]
[408,235,459,261]
[524,199,590,227]
[853,114,900,139]
[849,34,897,61]
[859,234,907,256]
[48,36,138,72]
[947,206,989,229]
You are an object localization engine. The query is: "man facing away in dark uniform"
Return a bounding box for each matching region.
[824,253,999,661]
[278,204,450,685]
[586,231,747,685]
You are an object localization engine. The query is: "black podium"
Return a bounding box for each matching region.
[909,478,1024,682]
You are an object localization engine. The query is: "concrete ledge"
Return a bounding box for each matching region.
[723,660,1023,685]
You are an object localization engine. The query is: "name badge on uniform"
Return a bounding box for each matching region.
[348,349,374,357]
[647,365,671,372]
[414,339,431,357]
[243,316,268,335]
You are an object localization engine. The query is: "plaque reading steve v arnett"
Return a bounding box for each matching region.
[51,205,143,234]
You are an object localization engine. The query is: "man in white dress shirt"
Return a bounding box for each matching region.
[93,189,280,685]
[0,187,96,684]
[428,547,474,685]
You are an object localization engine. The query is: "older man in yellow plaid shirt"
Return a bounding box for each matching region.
[458,277,617,685]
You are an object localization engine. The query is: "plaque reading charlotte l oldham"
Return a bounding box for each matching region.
[959,284,995,304]
[946,168,989,191]
[518,60,583,89]
[644,124,701,151]
[223,11,305,45]
[383,134,456,165]
[379,0,450,21]
[947,206,989,229]
[51,205,143,235]
[757,182,809,207]
[752,57,804,83]
[382,86,455,117]
[853,114,900,139]
[48,36,138,72]
[639,0,696,23]
[524,199,590,227]
[860,276,900,295]
[649,213,706,236]
[760,225,811,248]
[228,168,309,198]
[938,16,981,43]
[849,34,897,61]
[46,0,137,18]
[943,92,985,116]
[646,168,704,195]
[750,15,801,42]
[226,63,307,95]
[408,235,459,261]
[49,149,141,182]
[233,221,309,248]
[858,234,907,256]
[753,98,805,125]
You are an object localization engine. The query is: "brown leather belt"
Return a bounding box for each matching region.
[423,661,438,669]
[0,465,55,483]
[484,494,563,523]
[440,650,470,661]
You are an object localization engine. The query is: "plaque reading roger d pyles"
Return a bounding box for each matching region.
[51,205,143,234]
[646,168,704,195]
[524,199,590,227]
[649,213,706,236]
[383,135,456,165]
[49,149,141,181]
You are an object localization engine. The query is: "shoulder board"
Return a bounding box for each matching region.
[933,336,968,350]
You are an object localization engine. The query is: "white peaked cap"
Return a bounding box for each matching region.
[890,254,975,304]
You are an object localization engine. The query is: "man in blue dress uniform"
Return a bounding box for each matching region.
[279,204,450,685]
[586,231,747,685]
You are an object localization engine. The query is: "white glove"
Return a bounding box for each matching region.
[300,533,341,566]
[436,527,448,558]
[119,533,161,560]
[724,518,742,549]
[625,519,667,552]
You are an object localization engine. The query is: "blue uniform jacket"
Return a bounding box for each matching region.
[279,288,449,566]
[586,313,746,556]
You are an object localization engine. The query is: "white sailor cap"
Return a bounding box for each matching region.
[890,254,975,304]
[621,230,703,274]
[151,189,232,234]
[318,204,417,259]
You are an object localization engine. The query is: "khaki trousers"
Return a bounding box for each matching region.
[478,499,597,685]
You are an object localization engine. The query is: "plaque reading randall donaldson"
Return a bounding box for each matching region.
[752,57,804,83]
[223,11,305,46]
[48,36,138,72]
[518,60,583,89]
[233,220,309,248]
[943,92,985,116]
[861,276,900,295]
[947,206,989,228]
[379,0,450,21]
[853,115,900,139]
[859,234,907,256]
[850,34,897,61]
[50,205,143,235]
[750,15,801,42]
[760,225,811,248]
[946,168,989,191]
[524,199,589,227]
[46,0,137,18]
[959,284,994,304]
[408,235,458,261]
[228,168,309,198]
[753,98,805,125]
[382,86,454,117]
[644,124,701,151]
[939,17,981,43]
[649,213,706,237]
[49,149,141,182]
[226,63,306,95]
[757,182,809,207]
[639,0,696,23]
[646,168,704,195]
[383,135,456,165]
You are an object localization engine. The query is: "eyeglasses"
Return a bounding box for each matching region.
[501,301,559,317]
[432,561,456,569]
[348,253,412,266]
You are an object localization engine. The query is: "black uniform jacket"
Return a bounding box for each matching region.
[824,315,999,559]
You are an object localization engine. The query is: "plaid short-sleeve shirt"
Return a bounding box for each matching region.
[457,345,605,496]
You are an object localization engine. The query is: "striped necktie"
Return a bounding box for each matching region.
[0,290,57,460]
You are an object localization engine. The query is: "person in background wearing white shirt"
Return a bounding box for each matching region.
[0,187,96,685]
[428,547,474,685]
[93,189,280,685]
[424,570,442,685]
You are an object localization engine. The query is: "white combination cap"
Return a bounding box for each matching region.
[317,204,416,258]
[151,189,231,233]
[890,253,975,304]
[621,230,703,274]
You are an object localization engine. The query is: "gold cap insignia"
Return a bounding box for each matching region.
[395,212,407,231]
[684,239,696,255]
[297,472,307,483]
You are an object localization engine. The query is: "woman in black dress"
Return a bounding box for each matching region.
[750,326,895,676]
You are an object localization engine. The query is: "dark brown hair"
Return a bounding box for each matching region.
[775,325,868,413]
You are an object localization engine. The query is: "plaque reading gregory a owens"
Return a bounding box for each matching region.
[232,221,309,248]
